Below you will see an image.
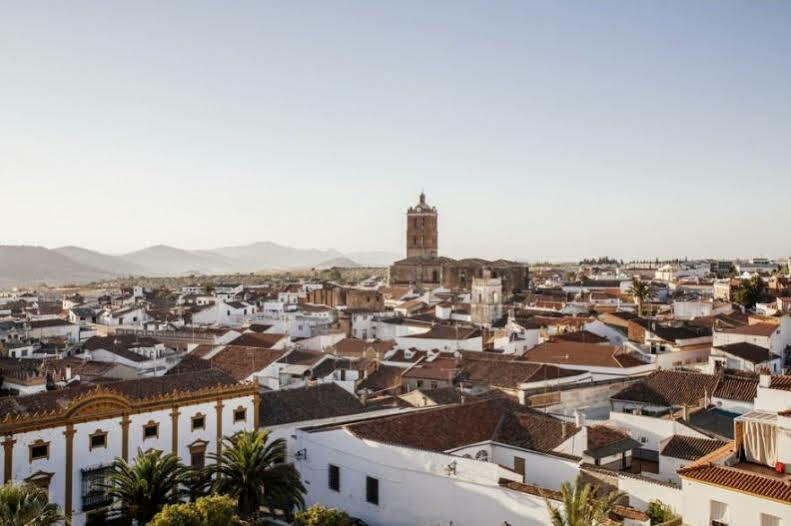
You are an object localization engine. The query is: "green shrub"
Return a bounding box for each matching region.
[646,499,675,525]
[149,495,248,526]
[292,504,352,526]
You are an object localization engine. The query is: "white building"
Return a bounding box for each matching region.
[677,373,791,526]
[0,369,257,526]
[26,319,80,344]
[292,397,650,526]
[190,300,256,327]
[470,270,502,326]
[98,306,148,327]
[82,334,175,376]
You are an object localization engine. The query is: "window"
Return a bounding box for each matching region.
[513,456,525,477]
[81,466,113,512]
[143,422,159,439]
[365,476,379,505]
[189,441,207,470]
[710,500,728,526]
[192,414,205,430]
[760,514,781,526]
[233,407,247,423]
[89,430,107,450]
[25,472,53,494]
[328,464,340,492]
[29,440,49,461]
[191,450,205,470]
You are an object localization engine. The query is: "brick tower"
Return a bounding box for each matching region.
[406,192,438,259]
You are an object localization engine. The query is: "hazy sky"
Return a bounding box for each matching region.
[2,1,790,261]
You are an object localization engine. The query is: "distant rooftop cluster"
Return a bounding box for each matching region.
[1,193,790,525]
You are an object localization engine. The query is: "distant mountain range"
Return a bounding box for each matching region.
[0,243,400,287]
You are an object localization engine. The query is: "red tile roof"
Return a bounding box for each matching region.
[346,397,578,453]
[660,435,728,461]
[205,346,284,381]
[770,375,791,391]
[525,342,645,369]
[403,356,460,381]
[461,358,581,389]
[612,370,720,407]
[678,463,791,504]
[229,332,288,348]
[721,322,779,337]
[713,372,759,402]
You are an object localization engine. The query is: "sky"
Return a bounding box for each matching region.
[1,1,790,262]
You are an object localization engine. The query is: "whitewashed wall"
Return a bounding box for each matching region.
[681,478,790,526]
[294,428,566,526]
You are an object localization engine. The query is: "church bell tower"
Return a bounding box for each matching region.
[406,192,438,259]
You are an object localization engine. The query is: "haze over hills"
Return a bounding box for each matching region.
[314,256,363,270]
[0,242,400,287]
[54,246,150,276]
[0,246,114,287]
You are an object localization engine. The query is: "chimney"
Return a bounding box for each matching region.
[574,409,585,428]
[759,374,771,388]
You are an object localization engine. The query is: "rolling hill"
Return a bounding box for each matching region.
[54,246,151,276]
[0,242,398,288]
[120,245,234,275]
[0,246,113,287]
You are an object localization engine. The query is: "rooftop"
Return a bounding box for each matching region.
[660,435,729,461]
[345,397,579,454]
[259,383,367,426]
[720,322,779,337]
[679,461,791,504]
[611,370,719,407]
[715,342,779,364]
[525,342,646,369]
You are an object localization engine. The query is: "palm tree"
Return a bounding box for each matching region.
[209,429,305,519]
[0,482,64,526]
[105,448,191,524]
[628,280,651,316]
[545,476,624,526]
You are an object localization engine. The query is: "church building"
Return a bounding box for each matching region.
[389,193,528,295]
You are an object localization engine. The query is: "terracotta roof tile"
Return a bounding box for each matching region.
[715,342,779,364]
[346,397,578,453]
[460,358,580,389]
[207,346,284,381]
[0,369,237,418]
[356,364,404,392]
[259,383,366,426]
[402,356,460,381]
[525,342,644,369]
[330,338,396,358]
[770,375,791,391]
[721,322,779,337]
[229,332,288,348]
[551,331,608,344]
[678,463,791,503]
[660,435,728,461]
[611,370,719,406]
[713,372,759,402]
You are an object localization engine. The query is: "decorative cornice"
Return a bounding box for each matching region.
[0,382,256,435]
